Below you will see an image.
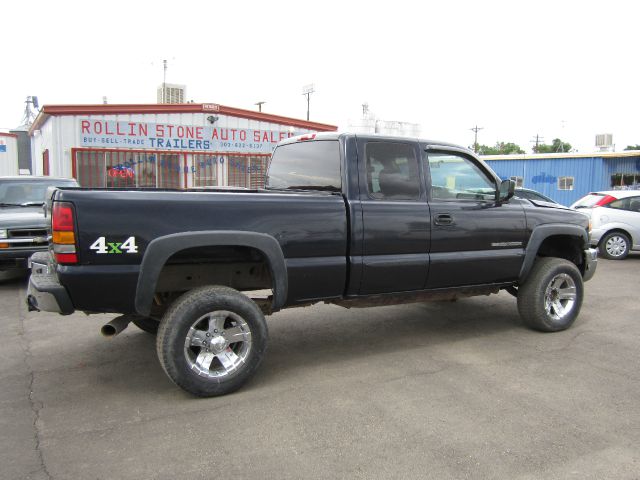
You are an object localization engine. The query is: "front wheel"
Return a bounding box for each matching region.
[156,286,268,397]
[517,257,584,332]
[599,231,630,260]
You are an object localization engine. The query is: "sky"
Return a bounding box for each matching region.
[1,0,638,153]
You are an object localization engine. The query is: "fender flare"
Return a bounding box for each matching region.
[519,224,588,282]
[134,231,288,316]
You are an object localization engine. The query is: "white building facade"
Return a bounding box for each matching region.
[29,103,336,189]
[0,133,19,176]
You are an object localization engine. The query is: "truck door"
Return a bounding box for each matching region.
[423,147,526,288]
[357,139,430,294]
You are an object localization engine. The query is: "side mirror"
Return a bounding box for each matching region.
[497,179,515,203]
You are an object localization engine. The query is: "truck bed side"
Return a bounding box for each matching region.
[53,188,348,314]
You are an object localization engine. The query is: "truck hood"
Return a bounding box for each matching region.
[0,206,46,228]
[528,199,571,210]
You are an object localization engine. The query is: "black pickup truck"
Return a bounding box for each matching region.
[27,133,597,397]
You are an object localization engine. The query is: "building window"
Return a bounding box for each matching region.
[510,176,523,187]
[227,155,270,189]
[558,176,574,191]
[611,173,640,189]
[192,154,219,187]
[76,150,106,187]
[42,150,50,176]
[75,150,183,189]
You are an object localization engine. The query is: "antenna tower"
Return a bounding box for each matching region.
[18,96,39,128]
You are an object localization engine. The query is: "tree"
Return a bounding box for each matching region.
[535,138,572,153]
[624,144,640,151]
[477,142,525,155]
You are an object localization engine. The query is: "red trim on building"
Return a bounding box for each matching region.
[30,103,338,135]
[0,132,19,138]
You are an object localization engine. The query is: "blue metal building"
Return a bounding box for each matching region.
[482,151,640,205]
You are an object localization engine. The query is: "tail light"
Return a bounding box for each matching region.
[51,202,78,264]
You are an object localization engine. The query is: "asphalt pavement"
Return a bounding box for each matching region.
[1,256,639,480]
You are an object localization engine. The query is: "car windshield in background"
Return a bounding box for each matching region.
[572,193,608,209]
[266,140,341,191]
[0,180,77,206]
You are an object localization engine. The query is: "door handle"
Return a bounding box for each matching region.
[434,214,453,226]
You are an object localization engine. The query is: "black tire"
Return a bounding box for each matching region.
[598,231,630,260]
[517,257,584,332]
[156,286,268,397]
[131,315,160,335]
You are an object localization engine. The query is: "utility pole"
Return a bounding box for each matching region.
[162,59,167,104]
[255,101,266,112]
[302,84,314,121]
[530,134,544,153]
[470,125,483,153]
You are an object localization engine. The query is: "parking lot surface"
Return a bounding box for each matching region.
[1,257,639,480]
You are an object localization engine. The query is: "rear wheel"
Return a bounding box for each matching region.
[156,286,268,397]
[517,257,583,332]
[599,231,630,260]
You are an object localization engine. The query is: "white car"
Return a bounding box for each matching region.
[571,190,640,260]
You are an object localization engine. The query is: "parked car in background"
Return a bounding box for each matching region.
[571,190,640,259]
[0,176,78,275]
[515,188,559,204]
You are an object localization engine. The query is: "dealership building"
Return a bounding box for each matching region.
[28,103,337,189]
[483,151,640,205]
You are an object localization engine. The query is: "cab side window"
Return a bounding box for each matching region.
[365,142,420,200]
[425,151,495,201]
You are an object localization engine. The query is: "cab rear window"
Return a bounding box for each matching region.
[266,140,341,191]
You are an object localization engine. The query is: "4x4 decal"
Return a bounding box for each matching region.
[90,236,138,254]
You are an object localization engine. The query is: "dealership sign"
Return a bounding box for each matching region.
[79,119,297,154]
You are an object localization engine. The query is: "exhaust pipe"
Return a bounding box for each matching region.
[101,315,132,338]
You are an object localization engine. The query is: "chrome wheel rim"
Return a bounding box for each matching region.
[184,310,252,380]
[544,273,577,321]
[605,235,627,257]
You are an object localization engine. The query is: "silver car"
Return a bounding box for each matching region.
[571,190,640,260]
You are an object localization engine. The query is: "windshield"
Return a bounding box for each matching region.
[266,140,341,191]
[571,193,607,209]
[0,180,77,205]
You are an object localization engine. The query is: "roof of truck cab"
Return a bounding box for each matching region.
[278,132,470,152]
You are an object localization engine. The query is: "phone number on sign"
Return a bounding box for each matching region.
[219,142,269,150]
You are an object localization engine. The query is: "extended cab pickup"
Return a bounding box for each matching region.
[27,133,597,396]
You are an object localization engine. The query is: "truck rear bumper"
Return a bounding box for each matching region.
[26,252,75,315]
[583,247,598,282]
